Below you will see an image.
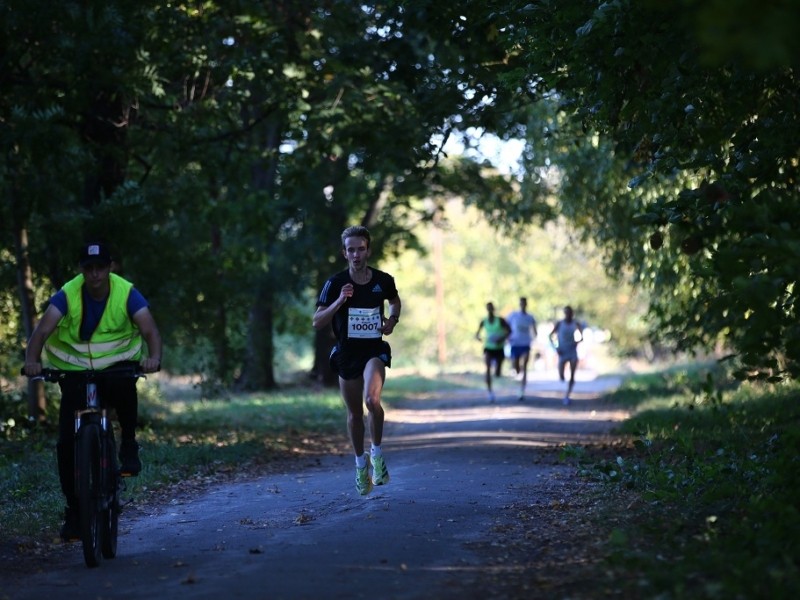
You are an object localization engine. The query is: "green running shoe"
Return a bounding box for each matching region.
[372,455,390,486]
[355,456,373,496]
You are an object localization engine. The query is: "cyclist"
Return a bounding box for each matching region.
[313,226,401,496]
[23,242,162,541]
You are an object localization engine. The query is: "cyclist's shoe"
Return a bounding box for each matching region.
[60,507,80,542]
[355,456,373,496]
[119,440,142,476]
[372,455,390,486]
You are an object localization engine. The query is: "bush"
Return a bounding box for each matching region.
[593,371,800,599]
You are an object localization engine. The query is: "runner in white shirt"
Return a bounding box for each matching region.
[549,305,584,406]
[506,297,538,401]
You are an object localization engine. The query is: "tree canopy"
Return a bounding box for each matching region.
[480,0,800,379]
[2,0,798,392]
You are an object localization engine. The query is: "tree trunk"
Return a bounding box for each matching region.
[236,112,282,390]
[210,223,230,380]
[80,91,129,208]
[237,281,277,390]
[13,225,47,421]
[311,326,338,387]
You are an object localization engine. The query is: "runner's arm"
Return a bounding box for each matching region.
[575,321,585,344]
[549,322,560,348]
[382,295,402,334]
[313,284,352,329]
[501,318,511,338]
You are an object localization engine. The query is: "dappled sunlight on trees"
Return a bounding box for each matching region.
[381,199,647,372]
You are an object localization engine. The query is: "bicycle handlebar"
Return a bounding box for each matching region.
[20,364,154,382]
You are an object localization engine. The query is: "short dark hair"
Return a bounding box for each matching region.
[341,226,371,248]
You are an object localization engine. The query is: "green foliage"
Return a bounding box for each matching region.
[584,370,800,598]
[0,383,59,441]
[480,0,800,380]
[382,197,648,368]
[0,427,64,539]
[2,0,550,390]
[4,0,798,393]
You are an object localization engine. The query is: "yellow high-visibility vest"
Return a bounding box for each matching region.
[45,273,142,370]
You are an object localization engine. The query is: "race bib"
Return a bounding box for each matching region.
[347,307,382,339]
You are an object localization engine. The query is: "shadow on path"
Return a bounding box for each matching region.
[3,371,628,600]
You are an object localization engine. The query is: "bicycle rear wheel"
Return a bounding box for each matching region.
[101,434,119,559]
[77,422,103,568]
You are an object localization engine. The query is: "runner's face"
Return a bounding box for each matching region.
[342,236,370,271]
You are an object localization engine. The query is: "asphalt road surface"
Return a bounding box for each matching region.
[3,370,627,600]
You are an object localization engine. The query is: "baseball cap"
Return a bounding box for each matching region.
[79,243,113,267]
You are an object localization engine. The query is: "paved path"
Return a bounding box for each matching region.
[3,372,627,600]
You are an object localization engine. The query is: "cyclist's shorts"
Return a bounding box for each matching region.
[509,345,531,359]
[330,342,392,380]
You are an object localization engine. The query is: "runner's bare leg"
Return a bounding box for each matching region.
[340,378,366,456]
[363,357,386,446]
[520,351,529,398]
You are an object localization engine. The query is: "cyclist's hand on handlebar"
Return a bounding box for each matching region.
[140,357,161,373]
[24,362,43,377]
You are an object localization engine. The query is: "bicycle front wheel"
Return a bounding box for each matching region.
[77,422,103,568]
[101,433,119,559]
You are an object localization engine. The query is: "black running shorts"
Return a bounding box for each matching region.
[329,342,392,380]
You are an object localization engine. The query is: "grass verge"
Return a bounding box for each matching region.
[575,365,800,599]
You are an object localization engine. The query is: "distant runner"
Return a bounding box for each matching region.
[549,305,584,405]
[506,297,538,401]
[475,302,511,403]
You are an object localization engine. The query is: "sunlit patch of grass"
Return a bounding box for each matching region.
[382,372,482,402]
[142,390,343,433]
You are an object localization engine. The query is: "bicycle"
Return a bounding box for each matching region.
[22,364,148,568]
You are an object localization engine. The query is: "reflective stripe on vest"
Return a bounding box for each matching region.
[45,339,144,370]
